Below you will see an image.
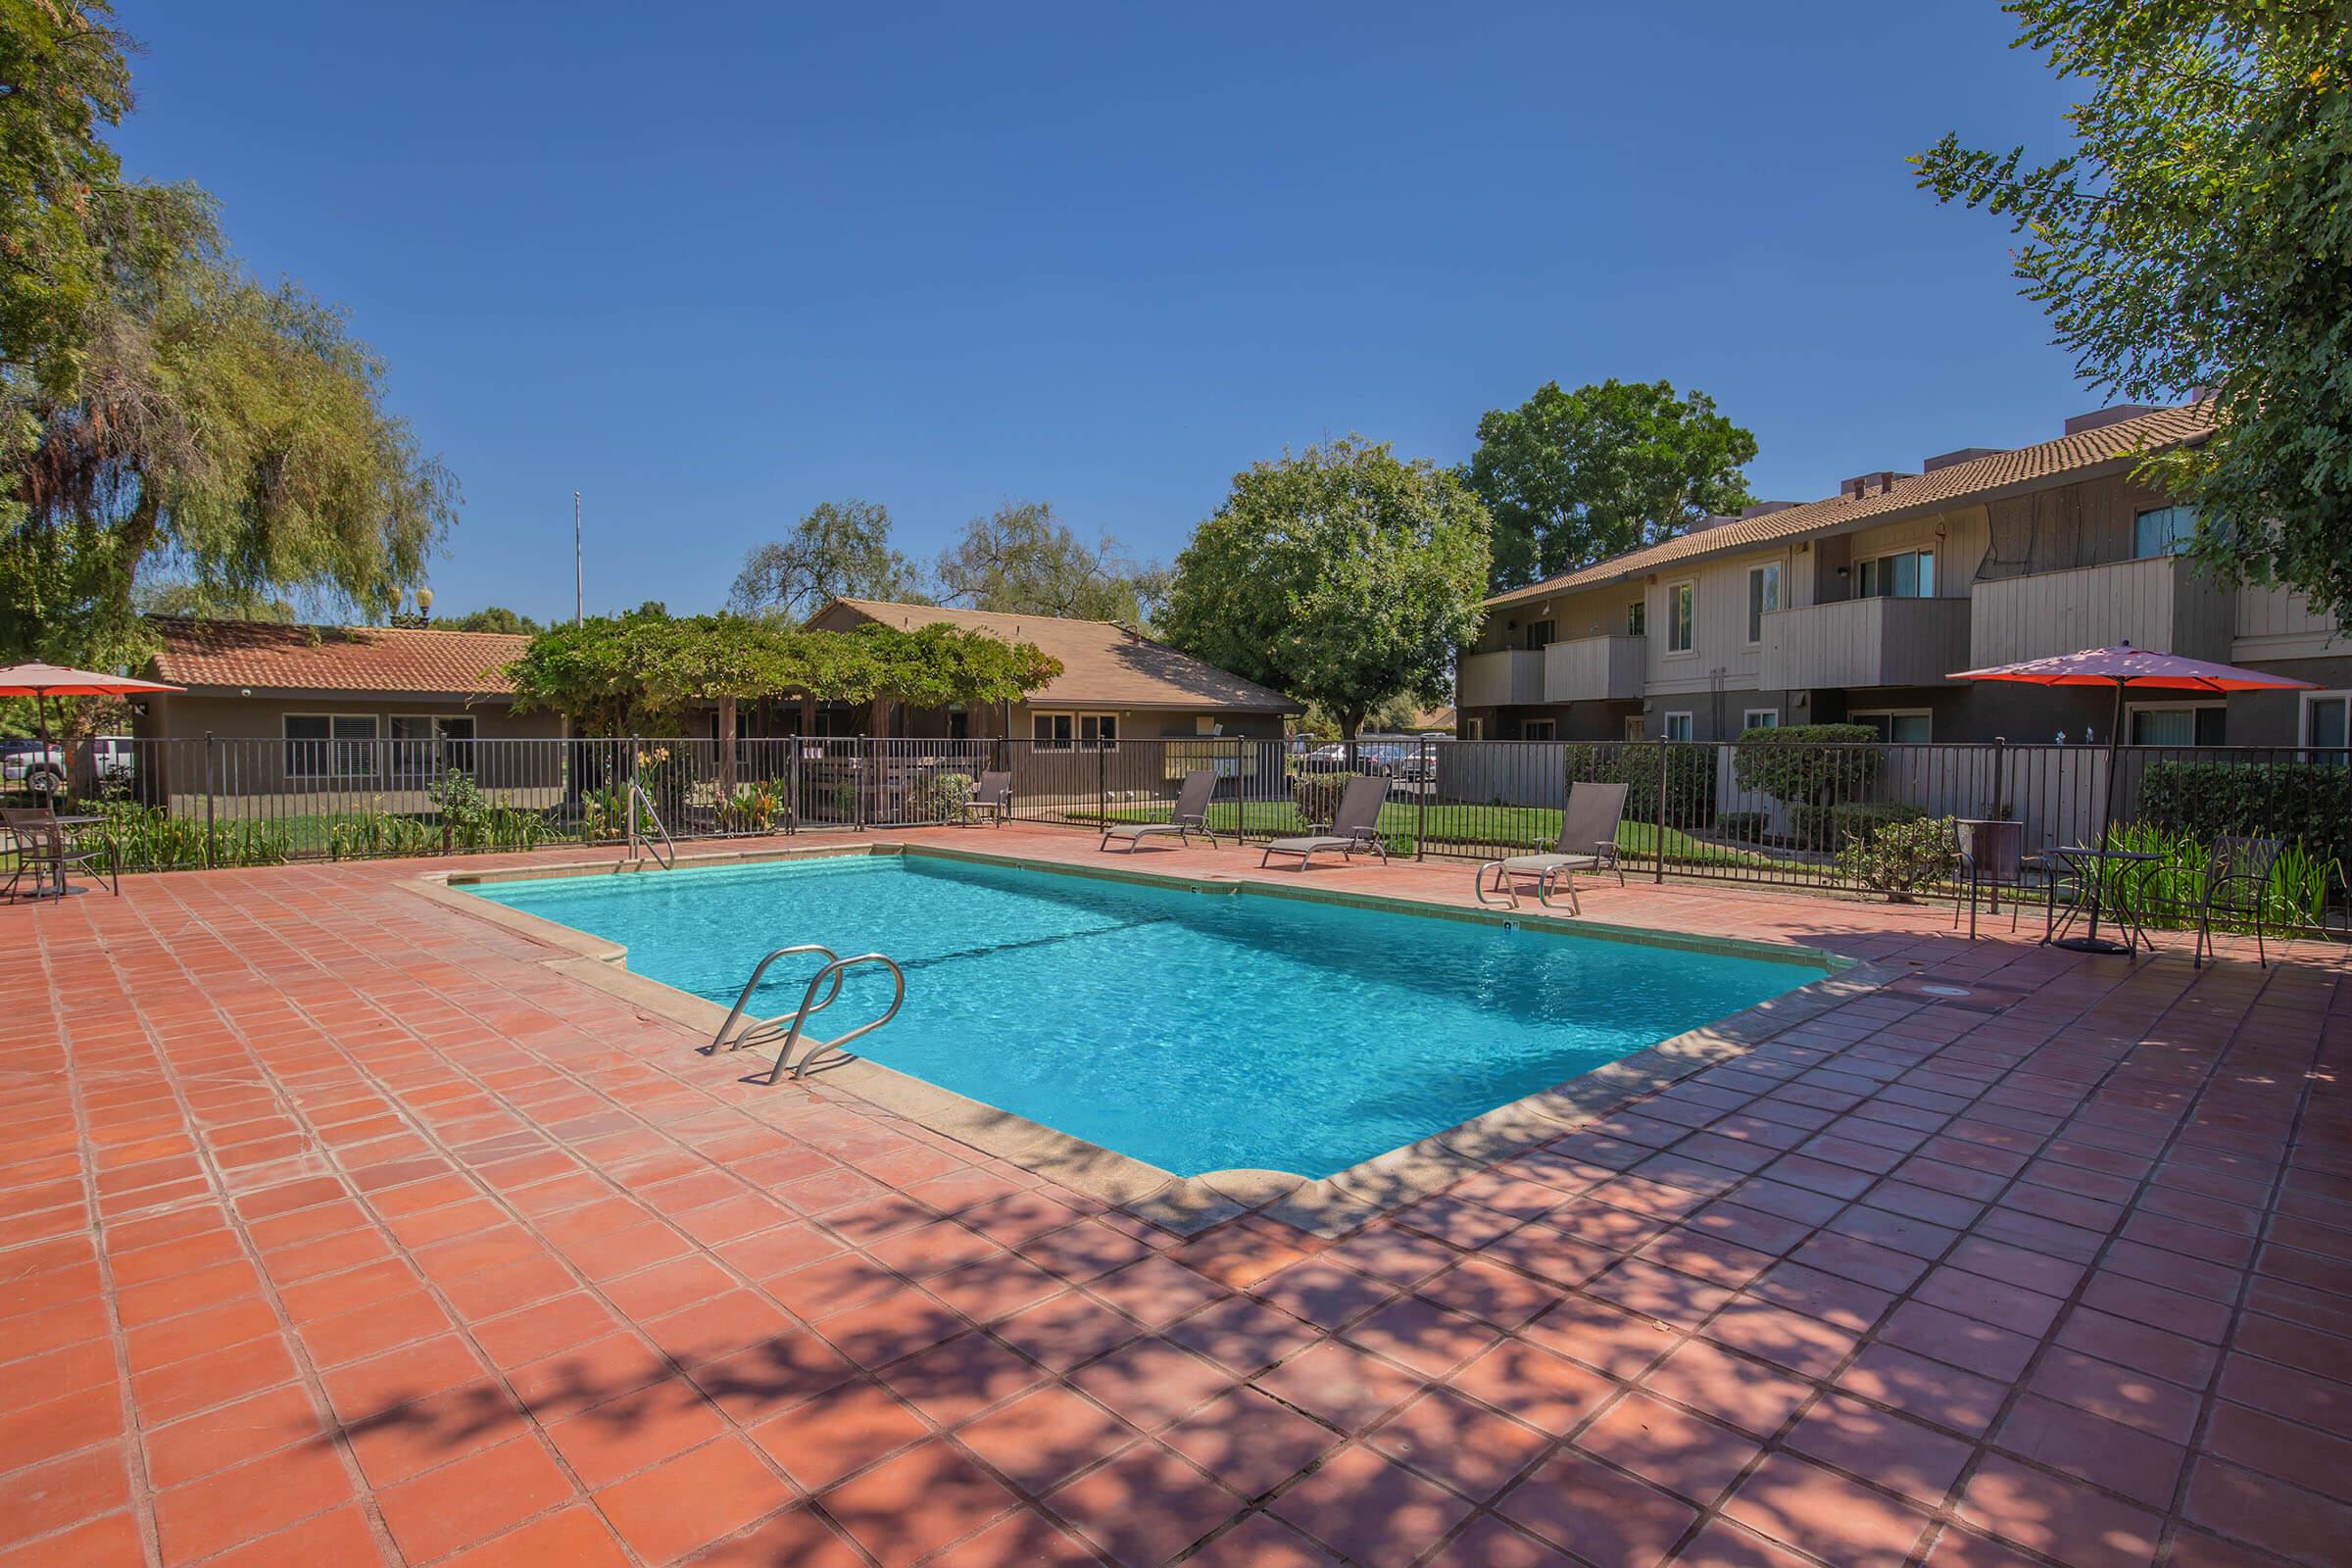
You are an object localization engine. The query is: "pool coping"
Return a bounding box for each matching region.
[405,841,1907,1238]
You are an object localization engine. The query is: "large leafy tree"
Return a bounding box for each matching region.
[1464,379,1757,592]
[1916,0,2352,623]
[1161,437,1491,739]
[935,500,1167,624]
[728,499,927,622]
[0,4,456,668]
[441,606,542,634]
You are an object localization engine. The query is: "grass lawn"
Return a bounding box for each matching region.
[1078,798,1809,870]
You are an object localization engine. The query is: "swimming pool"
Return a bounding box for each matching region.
[468,853,1822,1180]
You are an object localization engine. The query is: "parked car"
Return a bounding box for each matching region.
[81,736,138,794]
[1297,736,1445,782]
[0,739,67,797]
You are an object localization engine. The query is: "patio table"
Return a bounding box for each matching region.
[2043,843,2163,956]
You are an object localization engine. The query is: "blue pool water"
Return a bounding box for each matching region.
[470,854,1819,1179]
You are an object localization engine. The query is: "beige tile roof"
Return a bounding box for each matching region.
[813,599,1301,712]
[1486,401,2215,609]
[147,618,530,697]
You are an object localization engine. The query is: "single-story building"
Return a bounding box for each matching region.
[133,617,555,804]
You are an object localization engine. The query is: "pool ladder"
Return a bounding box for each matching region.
[705,944,906,1085]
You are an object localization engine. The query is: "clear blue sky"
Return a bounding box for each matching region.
[116,2,2088,622]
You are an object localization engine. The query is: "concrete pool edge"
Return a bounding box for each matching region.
[409,841,1904,1238]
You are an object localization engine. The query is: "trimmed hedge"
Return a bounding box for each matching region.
[1563,742,1717,827]
[1730,724,1883,807]
[2136,760,2352,882]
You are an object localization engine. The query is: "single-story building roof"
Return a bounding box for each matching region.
[809,599,1302,713]
[146,617,531,699]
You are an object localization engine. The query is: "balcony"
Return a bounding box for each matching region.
[1542,633,1646,703]
[1759,597,1972,690]
[1457,649,1545,708]
[1969,555,2232,668]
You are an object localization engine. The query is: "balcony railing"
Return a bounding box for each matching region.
[1457,649,1545,708]
[1758,597,1972,690]
[1971,555,2232,667]
[1542,633,1646,703]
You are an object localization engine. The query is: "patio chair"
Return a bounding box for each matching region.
[1100,768,1219,853]
[1260,775,1391,869]
[1473,781,1628,914]
[2,807,114,899]
[1951,817,2026,938]
[2192,835,2285,968]
[958,770,1011,828]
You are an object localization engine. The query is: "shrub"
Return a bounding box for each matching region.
[1293,770,1366,827]
[2136,760,2352,888]
[1837,813,1959,902]
[1791,799,1927,850]
[1564,742,1716,827]
[1715,810,1771,843]
[427,769,490,843]
[910,771,972,823]
[1731,724,1882,812]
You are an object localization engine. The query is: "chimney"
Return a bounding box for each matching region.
[1688,514,1740,533]
[1922,446,2004,473]
[2063,404,2161,436]
[1838,471,1910,500]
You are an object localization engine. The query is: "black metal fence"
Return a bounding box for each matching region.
[10,732,2347,935]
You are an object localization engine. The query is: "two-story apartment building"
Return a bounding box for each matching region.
[1457,402,2349,751]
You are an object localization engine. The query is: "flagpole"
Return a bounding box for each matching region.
[573,491,583,625]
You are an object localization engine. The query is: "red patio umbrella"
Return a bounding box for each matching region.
[0,662,183,798]
[1947,643,2314,953]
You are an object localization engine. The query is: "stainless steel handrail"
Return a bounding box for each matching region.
[705,944,843,1055]
[760,954,906,1085]
[627,780,675,868]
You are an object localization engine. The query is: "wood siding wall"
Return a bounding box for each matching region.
[1759,597,1971,690]
[1971,554,2233,666]
[2234,586,2342,661]
[1542,634,1646,702]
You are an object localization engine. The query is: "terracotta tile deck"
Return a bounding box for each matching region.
[2,825,2347,1566]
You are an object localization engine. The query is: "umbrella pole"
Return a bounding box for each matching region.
[2057,679,2132,954]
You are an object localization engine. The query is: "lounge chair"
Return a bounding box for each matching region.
[957,770,1011,828]
[3,808,115,899]
[1473,781,1627,913]
[1260,775,1391,868]
[1101,768,1220,853]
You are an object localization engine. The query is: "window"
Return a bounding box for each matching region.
[1666,582,1694,653]
[2304,692,2349,760]
[1853,710,1933,744]
[1745,564,1782,645]
[389,714,475,778]
[1662,711,1693,742]
[1524,620,1555,651]
[1627,600,1646,637]
[1032,711,1075,749]
[1742,708,1781,731]
[1079,713,1118,750]
[284,714,377,777]
[1857,550,1935,599]
[2133,505,2196,559]
[1521,719,1557,741]
[1036,711,1118,749]
[2128,704,2225,747]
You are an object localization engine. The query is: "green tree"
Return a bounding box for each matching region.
[134,578,299,622]
[728,499,927,621]
[442,606,542,634]
[1916,0,2352,623]
[1464,379,1757,592]
[1161,437,1491,739]
[0,6,456,668]
[934,500,1166,624]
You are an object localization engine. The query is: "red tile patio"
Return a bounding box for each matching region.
[2,824,2346,1566]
